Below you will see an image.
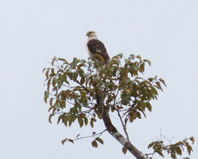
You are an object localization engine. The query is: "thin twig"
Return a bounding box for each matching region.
[74,80,94,95]
[74,129,107,141]
[116,109,129,140]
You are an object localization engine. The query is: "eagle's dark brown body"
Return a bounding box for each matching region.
[87,39,110,64]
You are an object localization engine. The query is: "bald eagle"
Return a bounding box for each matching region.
[86,31,110,64]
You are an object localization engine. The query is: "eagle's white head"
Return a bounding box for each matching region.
[86,31,98,40]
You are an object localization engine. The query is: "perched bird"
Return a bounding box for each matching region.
[86,31,110,64]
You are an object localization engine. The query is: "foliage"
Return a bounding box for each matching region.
[43,54,194,159]
[146,137,195,159]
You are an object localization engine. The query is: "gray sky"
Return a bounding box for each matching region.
[0,0,197,158]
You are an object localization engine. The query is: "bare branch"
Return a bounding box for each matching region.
[73,129,107,141]
[116,109,129,140]
[74,80,94,95]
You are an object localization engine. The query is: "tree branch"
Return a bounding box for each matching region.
[96,93,147,159]
[102,106,146,159]
[116,109,129,140]
[74,80,94,95]
[73,129,107,141]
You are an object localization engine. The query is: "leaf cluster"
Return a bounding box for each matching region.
[43,54,165,125]
[147,137,195,159]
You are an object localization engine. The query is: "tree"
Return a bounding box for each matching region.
[43,54,194,159]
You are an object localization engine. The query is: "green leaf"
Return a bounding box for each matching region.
[122,146,127,154]
[80,75,85,84]
[146,102,152,112]
[47,79,51,91]
[51,56,57,66]
[58,57,68,63]
[84,117,88,126]
[90,118,96,128]
[49,98,53,107]
[45,68,50,79]
[42,68,46,73]
[189,137,195,144]
[57,114,63,124]
[156,81,163,91]
[44,91,49,103]
[136,112,142,119]
[61,138,68,145]
[156,149,164,157]
[144,59,151,66]
[129,54,134,59]
[48,113,54,124]
[77,64,85,69]
[62,115,69,127]
[91,140,98,148]
[170,152,176,159]
[159,78,167,87]
[139,63,145,73]
[68,116,74,127]
[68,139,74,144]
[175,146,182,155]
[71,58,80,69]
[136,55,142,60]
[96,137,104,144]
[148,142,155,149]
[78,117,84,127]
[129,112,137,122]
[52,78,56,87]
[75,134,80,138]
[186,143,192,155]
[132,64,139,71]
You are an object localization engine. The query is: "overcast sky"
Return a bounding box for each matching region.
[0,0,197,159]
